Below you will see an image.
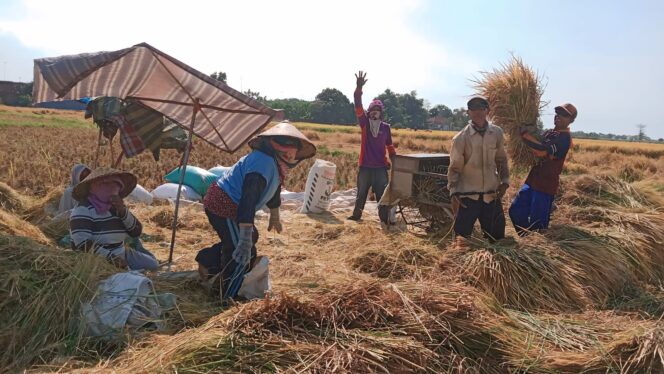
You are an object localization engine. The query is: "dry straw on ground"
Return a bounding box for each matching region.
[83,281,502,374]
[0,236,118,371]
[3,105,664,372]
[0,181,32,212]
[0,208,52,244]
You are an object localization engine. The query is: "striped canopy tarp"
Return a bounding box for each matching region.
[32,43,282,153]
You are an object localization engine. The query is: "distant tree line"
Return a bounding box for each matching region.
[0,81,32,107]
[572,130,663,143]
[210,70,467,129]
[6,71,660,142]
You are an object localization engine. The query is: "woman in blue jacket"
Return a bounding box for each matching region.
[196,122,316,299]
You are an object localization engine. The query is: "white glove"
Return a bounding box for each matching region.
[268,208,283,233]
[232,225,253,266]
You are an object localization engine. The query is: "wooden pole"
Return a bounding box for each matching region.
[113,152,124,168]
[93,128,102,169]
[167,99,199,268]
[110,135,115,167]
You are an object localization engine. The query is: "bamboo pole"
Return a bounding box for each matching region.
[167,99,199,267]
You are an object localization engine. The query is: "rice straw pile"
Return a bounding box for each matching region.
[0,208,52,245]
[473,55,545,169]
[562,174,653,209]
[352,247,435,280]
[457,236,590,312]
[88,281,504,373]
[38,211,71,240]
[2,157,664,372]
[0,181,32,213]
[0,235,117,370]
[22,186,64,224]
[496,309,650,372]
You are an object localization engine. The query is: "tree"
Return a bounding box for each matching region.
[267,98,312,121]
[448,107,469,130]
[210,71,227,83]
[243,89,267,103]
[636,124,647,142]
[374,89,429,129]
[376,89,405,127]
[14,81,33,107]
[309,88,354,124]
[399,91,428,129]
[429,104,452,119]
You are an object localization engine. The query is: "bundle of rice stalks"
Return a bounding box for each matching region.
[606,283,664,318]
[151,276,223,330]
[413,176,451,204]
[564,206,664,280]
[394,281,505,367]
[107,281,503,373]
[546,225,635,304]
[619,322,664,373]
[563,174,653,209]
[352,247,435,280]
[22,186,64,224]
[497,310,644,373]
[149,206,182,228]
[473,55,545,169]
[458,236,590,312]
[112,327,435,374]
[0,208,51,245]
[230,283,402,334]
[0,181,32,212]
[633,177,664,209]
[38,212,71,240]
[0,235,117,371]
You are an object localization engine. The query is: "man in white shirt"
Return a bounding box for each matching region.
[447,96,509,241]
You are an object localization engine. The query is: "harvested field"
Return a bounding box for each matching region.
[2,105,664,372]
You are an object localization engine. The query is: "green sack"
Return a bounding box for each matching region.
[164,166,218,196]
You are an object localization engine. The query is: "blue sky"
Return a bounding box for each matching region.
[1,0,662,138]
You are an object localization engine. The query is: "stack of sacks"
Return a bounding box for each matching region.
[151,165,229,202]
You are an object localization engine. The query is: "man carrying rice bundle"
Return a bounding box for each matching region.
[509,103,577,236]
[448,96,510,243]
[196,122,316,300]
[69,168,159,270]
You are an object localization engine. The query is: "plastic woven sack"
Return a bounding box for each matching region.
[164,166,217,196]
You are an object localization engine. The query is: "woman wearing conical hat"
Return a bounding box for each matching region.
[196,122,316,300]
[69,168,159,270]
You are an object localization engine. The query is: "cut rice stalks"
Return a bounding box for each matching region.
[473,55,546,169]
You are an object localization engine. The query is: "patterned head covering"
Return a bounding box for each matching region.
[368,99,384,112]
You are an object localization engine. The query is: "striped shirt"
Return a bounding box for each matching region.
[70,200,142,259]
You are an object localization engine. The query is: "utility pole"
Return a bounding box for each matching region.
[636,123,647,142]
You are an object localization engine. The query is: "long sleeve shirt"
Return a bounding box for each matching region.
[204,173,281,224]
[523,129,572,195]
[447,122,510,203]
[354,88,396,168]
[70,200,142,258]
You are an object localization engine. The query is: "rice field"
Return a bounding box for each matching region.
[2,104,664,373]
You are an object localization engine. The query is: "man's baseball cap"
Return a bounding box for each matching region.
[467,95,489,109]
[555,103,578,120]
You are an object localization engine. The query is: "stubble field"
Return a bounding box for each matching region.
[2,105,664,373]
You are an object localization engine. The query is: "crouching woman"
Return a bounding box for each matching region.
[69,168,159,271]
[196,122,316,300]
